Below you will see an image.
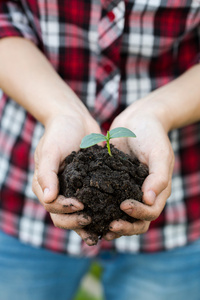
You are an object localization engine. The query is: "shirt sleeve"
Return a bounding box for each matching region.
[0,0,38,44]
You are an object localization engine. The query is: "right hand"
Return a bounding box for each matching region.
[32,111,101,245]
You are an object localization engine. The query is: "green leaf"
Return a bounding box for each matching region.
[109,127,136,139]
[80,133,107,149]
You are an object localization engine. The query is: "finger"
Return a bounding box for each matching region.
[32,172,84,213]
[32,168,58,206]
[75,229,99,246]
[121,185,171,221]
[32,169,44,201]
[34,146,60,203]
[44,196,84,214]
[109,219,150,235]
[50,212,91,230]
[103,231,122,241]
[142,147,174,205]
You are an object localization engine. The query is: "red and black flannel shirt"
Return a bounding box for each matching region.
[0,0,200,256]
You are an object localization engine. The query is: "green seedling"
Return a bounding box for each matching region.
[80,127,136,156]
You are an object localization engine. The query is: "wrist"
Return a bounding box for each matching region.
[141,93,174,133]
[40,86,91,128]
[125,95,173,134]
[126,65,200,133]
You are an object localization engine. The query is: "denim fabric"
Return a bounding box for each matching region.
[1,230,200,300]
[101,240,200,300]
[0,231,91,300]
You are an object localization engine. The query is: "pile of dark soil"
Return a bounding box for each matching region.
[58,145,148,240]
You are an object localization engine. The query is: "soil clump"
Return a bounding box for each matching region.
[58,145,148,241]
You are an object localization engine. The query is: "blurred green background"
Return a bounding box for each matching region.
[74,262,104,300]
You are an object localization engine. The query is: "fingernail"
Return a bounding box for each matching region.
[65,198,84,211]
[78,215,90,226]
[146,190,156,205]
[106,232,116,240]
[84,236,98,246]
[73,203,84,210]
[63,204,78,211]
[43,188,50,201]
[123,208,132,215]
[71,205,80,212]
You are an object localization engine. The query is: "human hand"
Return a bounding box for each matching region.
[104,97,175,240]
[32,112,101,245]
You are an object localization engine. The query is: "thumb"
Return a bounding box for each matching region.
[142,154,174,206]
[34,150,60,204]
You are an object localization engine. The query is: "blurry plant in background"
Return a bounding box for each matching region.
[74,262,103,300]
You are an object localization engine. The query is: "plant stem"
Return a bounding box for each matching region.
[106,131,112,156]
[106,140,112,156]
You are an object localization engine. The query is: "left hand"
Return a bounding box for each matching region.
[32,111,102,246]
[103,97,175,240]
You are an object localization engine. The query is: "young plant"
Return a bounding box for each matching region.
[80,127,136,156]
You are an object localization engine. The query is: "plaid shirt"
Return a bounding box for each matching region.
[0,0,200,256]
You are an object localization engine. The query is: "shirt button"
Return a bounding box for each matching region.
[107,11,115,22]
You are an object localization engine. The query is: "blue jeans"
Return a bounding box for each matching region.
[0,230,200,300]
